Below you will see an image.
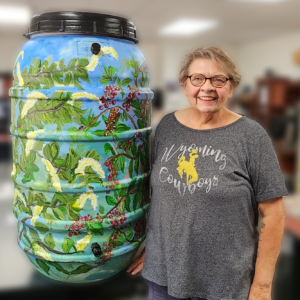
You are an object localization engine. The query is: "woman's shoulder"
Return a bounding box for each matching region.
[241,115,270,141]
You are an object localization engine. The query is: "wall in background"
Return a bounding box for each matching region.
[1,29,300,97]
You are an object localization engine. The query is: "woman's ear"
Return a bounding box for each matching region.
[182,80,188,96]
[228,84,234,99]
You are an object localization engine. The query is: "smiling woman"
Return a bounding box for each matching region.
[126,46,289,300]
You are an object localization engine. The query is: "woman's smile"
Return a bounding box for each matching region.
[197,96,217,102]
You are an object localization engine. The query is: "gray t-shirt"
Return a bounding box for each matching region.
[141,111,289,300]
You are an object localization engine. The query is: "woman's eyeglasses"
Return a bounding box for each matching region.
[187,73,232,88]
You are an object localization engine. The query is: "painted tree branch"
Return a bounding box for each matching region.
[35,240,77,255]
[26,102,66,118]
[24,64,86,87]
[101,143,145,167]
[115,228,142,245]
[23,248,96,267]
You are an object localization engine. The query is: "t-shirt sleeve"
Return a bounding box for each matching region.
[248,132,289,202]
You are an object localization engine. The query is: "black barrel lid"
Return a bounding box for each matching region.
[24,11,138,43]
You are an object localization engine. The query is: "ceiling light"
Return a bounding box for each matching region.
[159,19,218,36]
[0,5,31,25]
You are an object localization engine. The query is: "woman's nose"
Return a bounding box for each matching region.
[201,79,215,91]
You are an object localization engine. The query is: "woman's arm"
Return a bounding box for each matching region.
[248,196,286,299]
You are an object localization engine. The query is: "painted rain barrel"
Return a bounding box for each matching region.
[9,11,153,283]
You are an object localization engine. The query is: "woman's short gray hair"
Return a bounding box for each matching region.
[179,46,241,91]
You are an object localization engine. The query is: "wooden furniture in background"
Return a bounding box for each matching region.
[251,77,300,194]
[0,73,12,161]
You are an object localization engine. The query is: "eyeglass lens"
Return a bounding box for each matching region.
[191,74,227,87]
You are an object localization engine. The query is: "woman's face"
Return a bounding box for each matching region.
[182,58,233,114]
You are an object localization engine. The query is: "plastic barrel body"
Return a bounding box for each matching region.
[10,34,153,282]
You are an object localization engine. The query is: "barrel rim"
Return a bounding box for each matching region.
[24,11,138,44]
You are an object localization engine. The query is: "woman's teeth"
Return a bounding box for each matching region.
[198,97,217,101]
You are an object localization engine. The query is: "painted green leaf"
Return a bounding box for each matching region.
[78,56,89,67]
[104,143,116,155]
[131,143,137,156]
[35,193,47,206]
[59,58,66,70]
[51,193,67,206]
[131,101,140,110]
[33,140,43,152]
[62,237,75,253]
[122,110,128,121]
[19,203,31,214]
[74,68,90,83]
[27,151,36,163]
[92,130,105,137]
[64,154,72,169]
[137,119,144,129]
[43,144,52,161]
[106,195,117,206]
[67,205,80,221]
[27,189,34,206]
[44,233,55,249]
[36,259,50,275]
[73,80,84,90]
[85,149,100,160]
[47,261,70,275]
[126,230,133,241]
[98,205,105,214]
[68,58,77,68]
[116,77,121,88]
[128,178,136,193]
[116,235,126,246]
[128,159,133,178]
[35,221,49,234]
[105,66,119,77]
[133,191,143,211]
[134,152,140,174]
[64,72,72,85]
[133,109,141,118]
[117,123,130,133]
[53,158,65,168]
[118,155,125,173]
[23,229,32,247]
[99,75,111,84]
[121,58,129,74]
[69,265,94,275]
[44,213,56,225]
[112,157,120,171]
[101,115,108,122]
[53,207,66,220]
[29,227,40,241]
[86,221,104,236]
[125,195,131,212]
[140,152,146,167]
[122,78,132,86]
[137,177,143,189]
[58,170,72,181]
[84,174,103,185]
[53,72,64,84]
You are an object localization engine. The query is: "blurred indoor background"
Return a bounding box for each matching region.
[1,0,300,299]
